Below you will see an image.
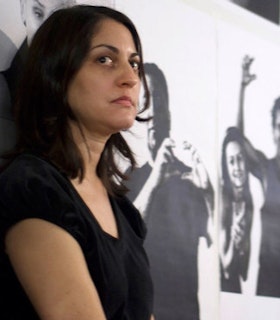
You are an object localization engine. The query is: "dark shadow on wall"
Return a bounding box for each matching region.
[230,0,279,24]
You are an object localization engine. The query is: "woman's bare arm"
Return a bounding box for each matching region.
[237,55,256,133]
[5,218,107,320]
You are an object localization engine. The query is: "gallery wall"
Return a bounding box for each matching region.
[1,0,280,319]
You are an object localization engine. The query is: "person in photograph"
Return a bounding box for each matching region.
[253,96,280,297]
[2,0,76,106]
[126,62,214,320]
[0,5,155,319]
[227,55,280,297]
[219,128,253,293]
[234,55,280,297]
[0,0,76,159]
[219,56,255,293]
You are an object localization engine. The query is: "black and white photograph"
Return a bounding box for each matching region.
[125,61,215,320]
[120,1,219,319]
[217,3,280,318]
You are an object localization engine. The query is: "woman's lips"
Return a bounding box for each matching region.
[112,96,133,107]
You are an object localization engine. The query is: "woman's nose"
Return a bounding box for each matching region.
[235,160,241,170]
[117,63,139,87]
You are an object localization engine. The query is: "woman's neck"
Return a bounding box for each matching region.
[233,186,244,201]
[69,120,109,179]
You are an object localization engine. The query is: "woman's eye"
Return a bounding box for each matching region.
[237,154,244,162]
[130,60,140,71]
[33,7,44,20]
[98,56,113,65]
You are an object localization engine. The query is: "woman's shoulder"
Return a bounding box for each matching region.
[0,153,64,186]
[0,153,70,213]
[0,153,87,249]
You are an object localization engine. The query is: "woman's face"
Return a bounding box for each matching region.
[67,18,141,139]
[225,141,247,189]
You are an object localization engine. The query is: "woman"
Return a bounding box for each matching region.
[0,5,154,319]
[219,128,253,293]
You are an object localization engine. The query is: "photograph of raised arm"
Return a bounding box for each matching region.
[228,55,280,297]
[0,5,154,319]
[219,55,256,293]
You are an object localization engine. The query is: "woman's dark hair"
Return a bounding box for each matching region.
[220,127,253,230]
[8,5,150,196]
[144,63,170,159]
[220,128,253,281]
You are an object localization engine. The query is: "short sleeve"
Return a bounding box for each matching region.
[0,154,87,250]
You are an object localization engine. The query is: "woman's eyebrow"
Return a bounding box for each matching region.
[90,44,140,58]
[91,44,118,53]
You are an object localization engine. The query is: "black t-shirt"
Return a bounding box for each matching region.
[0,154,153,319]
